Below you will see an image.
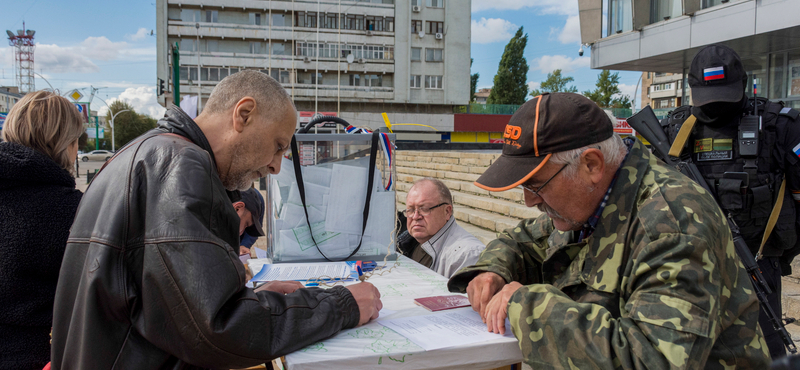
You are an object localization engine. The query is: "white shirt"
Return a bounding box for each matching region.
[418,216,486,278]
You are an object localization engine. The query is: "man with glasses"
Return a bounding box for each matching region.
[397,178,485,277]
[447,93,769,368]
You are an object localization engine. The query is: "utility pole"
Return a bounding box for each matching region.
[172,42,180,105]
[94,116,100,150]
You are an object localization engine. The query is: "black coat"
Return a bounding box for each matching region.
[51,107,359,370]
[0,142,82,370]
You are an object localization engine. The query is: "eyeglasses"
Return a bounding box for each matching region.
[403,202,448,217]
[520,163,568,197]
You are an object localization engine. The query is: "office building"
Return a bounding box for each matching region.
[640,72,691,109]
[578,0,800,108]
[156,0,471,136]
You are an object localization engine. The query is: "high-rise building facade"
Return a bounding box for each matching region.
[156,0,471,132]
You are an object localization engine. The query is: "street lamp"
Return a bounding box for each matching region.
[109,109,130,152]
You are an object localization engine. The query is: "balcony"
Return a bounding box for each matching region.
[649,86,678,99]
[167,0,394,16]
[177,51,395,74]
[178,80,394,101]
[168,21,394,46]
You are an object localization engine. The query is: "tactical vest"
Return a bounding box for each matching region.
[662,98,799,257]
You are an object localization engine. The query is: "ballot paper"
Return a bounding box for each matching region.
[250,262,350,282]
[377,307,515,351]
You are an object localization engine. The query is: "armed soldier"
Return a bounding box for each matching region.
[660,44,800,359]
[448,92,770,368]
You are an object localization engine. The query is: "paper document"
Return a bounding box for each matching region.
[250,262,351,282]
[377,307,514,351]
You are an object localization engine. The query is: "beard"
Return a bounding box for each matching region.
[220,138,269,191]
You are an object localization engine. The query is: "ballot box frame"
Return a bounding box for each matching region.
[265,132,398,263]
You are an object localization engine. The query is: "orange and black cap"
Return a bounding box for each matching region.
[475,93,614,192]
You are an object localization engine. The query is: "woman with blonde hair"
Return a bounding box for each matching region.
[0,90,84,370]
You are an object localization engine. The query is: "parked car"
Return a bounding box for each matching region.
[78,150,113,162]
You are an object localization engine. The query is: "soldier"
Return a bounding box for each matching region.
[662,44,800,359]
[447,92,771,368]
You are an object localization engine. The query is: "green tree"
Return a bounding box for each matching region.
[470,58,480,103]
[487,27,529,105]
[530,69,578,97]
[105,101,158,149]
[583,70,631,108]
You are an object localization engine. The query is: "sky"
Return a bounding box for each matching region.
[0,0,642,119]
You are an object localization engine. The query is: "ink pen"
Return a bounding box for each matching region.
[357,265,365,282]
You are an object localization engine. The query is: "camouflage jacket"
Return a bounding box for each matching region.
[448,139,770,369]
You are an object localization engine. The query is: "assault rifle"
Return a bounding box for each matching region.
[627,106,797,355]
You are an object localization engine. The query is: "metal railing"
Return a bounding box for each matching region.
[453,104,521,115]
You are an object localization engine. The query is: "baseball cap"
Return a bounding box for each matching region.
[240,188,265,237]
[688,44,747,106]
[475,93,613,192]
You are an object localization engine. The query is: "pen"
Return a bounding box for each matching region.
[357,266,365,282]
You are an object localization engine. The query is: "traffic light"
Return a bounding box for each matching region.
[158,78,165,96]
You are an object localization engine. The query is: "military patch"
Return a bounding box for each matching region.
[793,142,800,158]
[713,139,733,151]
[694,138,713,153]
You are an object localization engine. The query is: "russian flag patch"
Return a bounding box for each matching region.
[704,66,725,81]
[793,142,800,158]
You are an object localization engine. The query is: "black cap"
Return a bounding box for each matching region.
[240,188,265,237]
[475,93,614,192]
[688,44,747,106]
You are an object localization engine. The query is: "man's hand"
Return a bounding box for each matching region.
[346,282,383,326]
[483,282,523,334]
[254,280,304,294]
[466,272,506,319]
[239,246,251,256]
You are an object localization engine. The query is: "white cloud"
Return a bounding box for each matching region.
[35,43,100,73]
[557,15,581,44]
[79,37,129,61]
[98,87,166,119]
[617,83,639,100]
[472,0,577,16]
[126,28,150,41]
[533,55,590,73]
[471,18,518,44]
[528,81,541,92]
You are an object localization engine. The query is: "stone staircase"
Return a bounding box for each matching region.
[394,150,541,245]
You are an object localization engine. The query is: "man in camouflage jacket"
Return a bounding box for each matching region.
[448,93,770,368]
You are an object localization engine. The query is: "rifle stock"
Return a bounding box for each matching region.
[626,107,798,355]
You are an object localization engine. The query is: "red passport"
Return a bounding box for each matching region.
[413,295,471,312]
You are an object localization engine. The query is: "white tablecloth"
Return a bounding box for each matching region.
[285,256,523,370]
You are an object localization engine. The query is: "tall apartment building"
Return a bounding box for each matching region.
[578,0,800,109]
[156,0,471,134]
[640,72,691,109]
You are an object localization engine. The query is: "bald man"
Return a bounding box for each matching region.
[52,71,381,369]
[398,178,486,277]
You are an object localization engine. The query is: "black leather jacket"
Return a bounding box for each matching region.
[51,107,359,369]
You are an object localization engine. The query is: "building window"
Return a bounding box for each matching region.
[425,48,443,62]
[181,9,201,22]
[410,75,421,88]
[426,21,443,34]
[272,14,287,27]
[365,74,382,87]
[350,74,362,86]
[219,68,229,80]
[250,13,261,26]
[205,40,218,53]
[205,10,218,23]
[425,75,442,89]
[411,47,421,61]
[270,70,290,84]
[426,0,444,7]
[411,20,423,34]
[412,0,420,5]
[180,39,196,52]
[296,12,318,28]
[250,42,262,54]
[271,42,287,55]
[323,13,338,29]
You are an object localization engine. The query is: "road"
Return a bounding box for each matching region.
[73,158,107,192]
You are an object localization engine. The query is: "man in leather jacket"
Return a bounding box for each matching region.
[51,71,382,369]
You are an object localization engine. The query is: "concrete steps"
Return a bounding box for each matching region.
[394,150,541,246]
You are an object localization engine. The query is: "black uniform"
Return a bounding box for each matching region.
[664,44,800,359]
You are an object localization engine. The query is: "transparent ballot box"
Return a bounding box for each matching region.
[266,132,398,263]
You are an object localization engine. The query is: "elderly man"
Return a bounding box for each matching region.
[447,93,770,368]
[51,71,382,370]
[398,178,484,277]
[234,188,265,256]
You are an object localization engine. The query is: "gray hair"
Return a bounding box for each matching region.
[549,133,627,179]
[203,70,294,118]
[411,177,453,205]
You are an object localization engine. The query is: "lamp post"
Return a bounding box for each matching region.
[109,109,130,152]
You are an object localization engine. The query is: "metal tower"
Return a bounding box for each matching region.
[6,22,35,94]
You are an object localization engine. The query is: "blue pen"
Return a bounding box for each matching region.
[306,282,319,287]
[357,266,365,282]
